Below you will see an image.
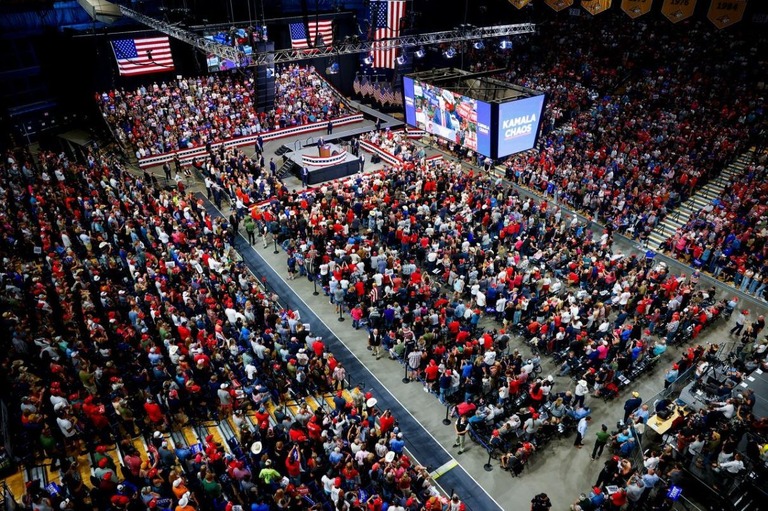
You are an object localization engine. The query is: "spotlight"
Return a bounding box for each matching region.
[499,40,513,50]
[473,41,484,50]
[414,47,426,59]
[396,55,407,66]
[363,55,373,65]
[443,47,456,59]
[326,61,339,74]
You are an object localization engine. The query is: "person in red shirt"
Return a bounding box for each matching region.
[424,360,440,392]
[341,461,360,487]
[378,410,395,434]
[253,406,270,430]
[288,423,308,443]
[312,338,325,357]
[285,445,302,485]
[143,398,166,427]
[366,494,384,511]
[307,416,322,442]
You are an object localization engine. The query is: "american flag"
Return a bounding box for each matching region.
[289,20,334,49]
[353,76,361,95]
[111,37,174,76]
[371,0,406,69]
[373,82,383,103]
[385,85,395,105]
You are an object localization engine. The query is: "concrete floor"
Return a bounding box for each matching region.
[141,122,766,510]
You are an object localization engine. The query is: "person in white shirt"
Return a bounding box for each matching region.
[716,453,744,474]
[688,434,705,457]
[712,399,735,420]
[574,379,589,408]
[483,348,497,366]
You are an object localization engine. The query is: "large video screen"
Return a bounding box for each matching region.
[404,77,492,157]
[497,95,545,158]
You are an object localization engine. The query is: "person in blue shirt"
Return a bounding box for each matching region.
[664,365,679,388]
[619,436,637,457]
[389,432,405,454]
[328,447,344,466]
[590,488,606,508]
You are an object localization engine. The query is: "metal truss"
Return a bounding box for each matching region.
[118,5,243,63]
[118,5,535,67]
[261,23,536,65]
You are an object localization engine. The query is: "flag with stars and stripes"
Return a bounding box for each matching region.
[370,0,406,69]
[289,19,333,49]
[111,37,174,76]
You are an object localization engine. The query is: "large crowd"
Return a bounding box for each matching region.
[498,18,764,276]
[251,131,768,484]
[566,341,767,511]
[428,16,768,294]
[0,147,464,511]
[98,65,350,158]
[3,9,768,511]
[500,19,764,241]
[661,153,768,297]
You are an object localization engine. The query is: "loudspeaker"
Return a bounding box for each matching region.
[255,42,275,113]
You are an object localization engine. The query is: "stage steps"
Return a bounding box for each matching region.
[276,159,296,179]
[274,145,292,156]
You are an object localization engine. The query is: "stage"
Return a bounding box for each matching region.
[284,142,361,185]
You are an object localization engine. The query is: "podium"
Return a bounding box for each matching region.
[319,144,331,158]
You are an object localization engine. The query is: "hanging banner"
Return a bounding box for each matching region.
[621,0,653,18]
[508,0,533,8]
[707,0,748,29]
[661,0,697,22]
[544,0,575,11]
[581,0,612,15]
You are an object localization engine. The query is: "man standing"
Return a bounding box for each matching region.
[530,493,552,511]
[453,415,469,455]
[623,391,642,424]
[269,158,276,177]
[254,135,264,156]
[244,216,256,245]
[173,154,181,174]
[163,162,172,181]
[302,166,309,188]
[359,154,365,172]
[591,424,610,460]
[204,175,213,199]
[327,120,333,135]
[575,415,591,448]
[369,329,382,359]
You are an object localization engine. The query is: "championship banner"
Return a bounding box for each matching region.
[661,0,697,23]
[581,0,612,15]
[543,0,574,11]
[707,0,747,29]
[621,0,653,18]
[508,0,533,8]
